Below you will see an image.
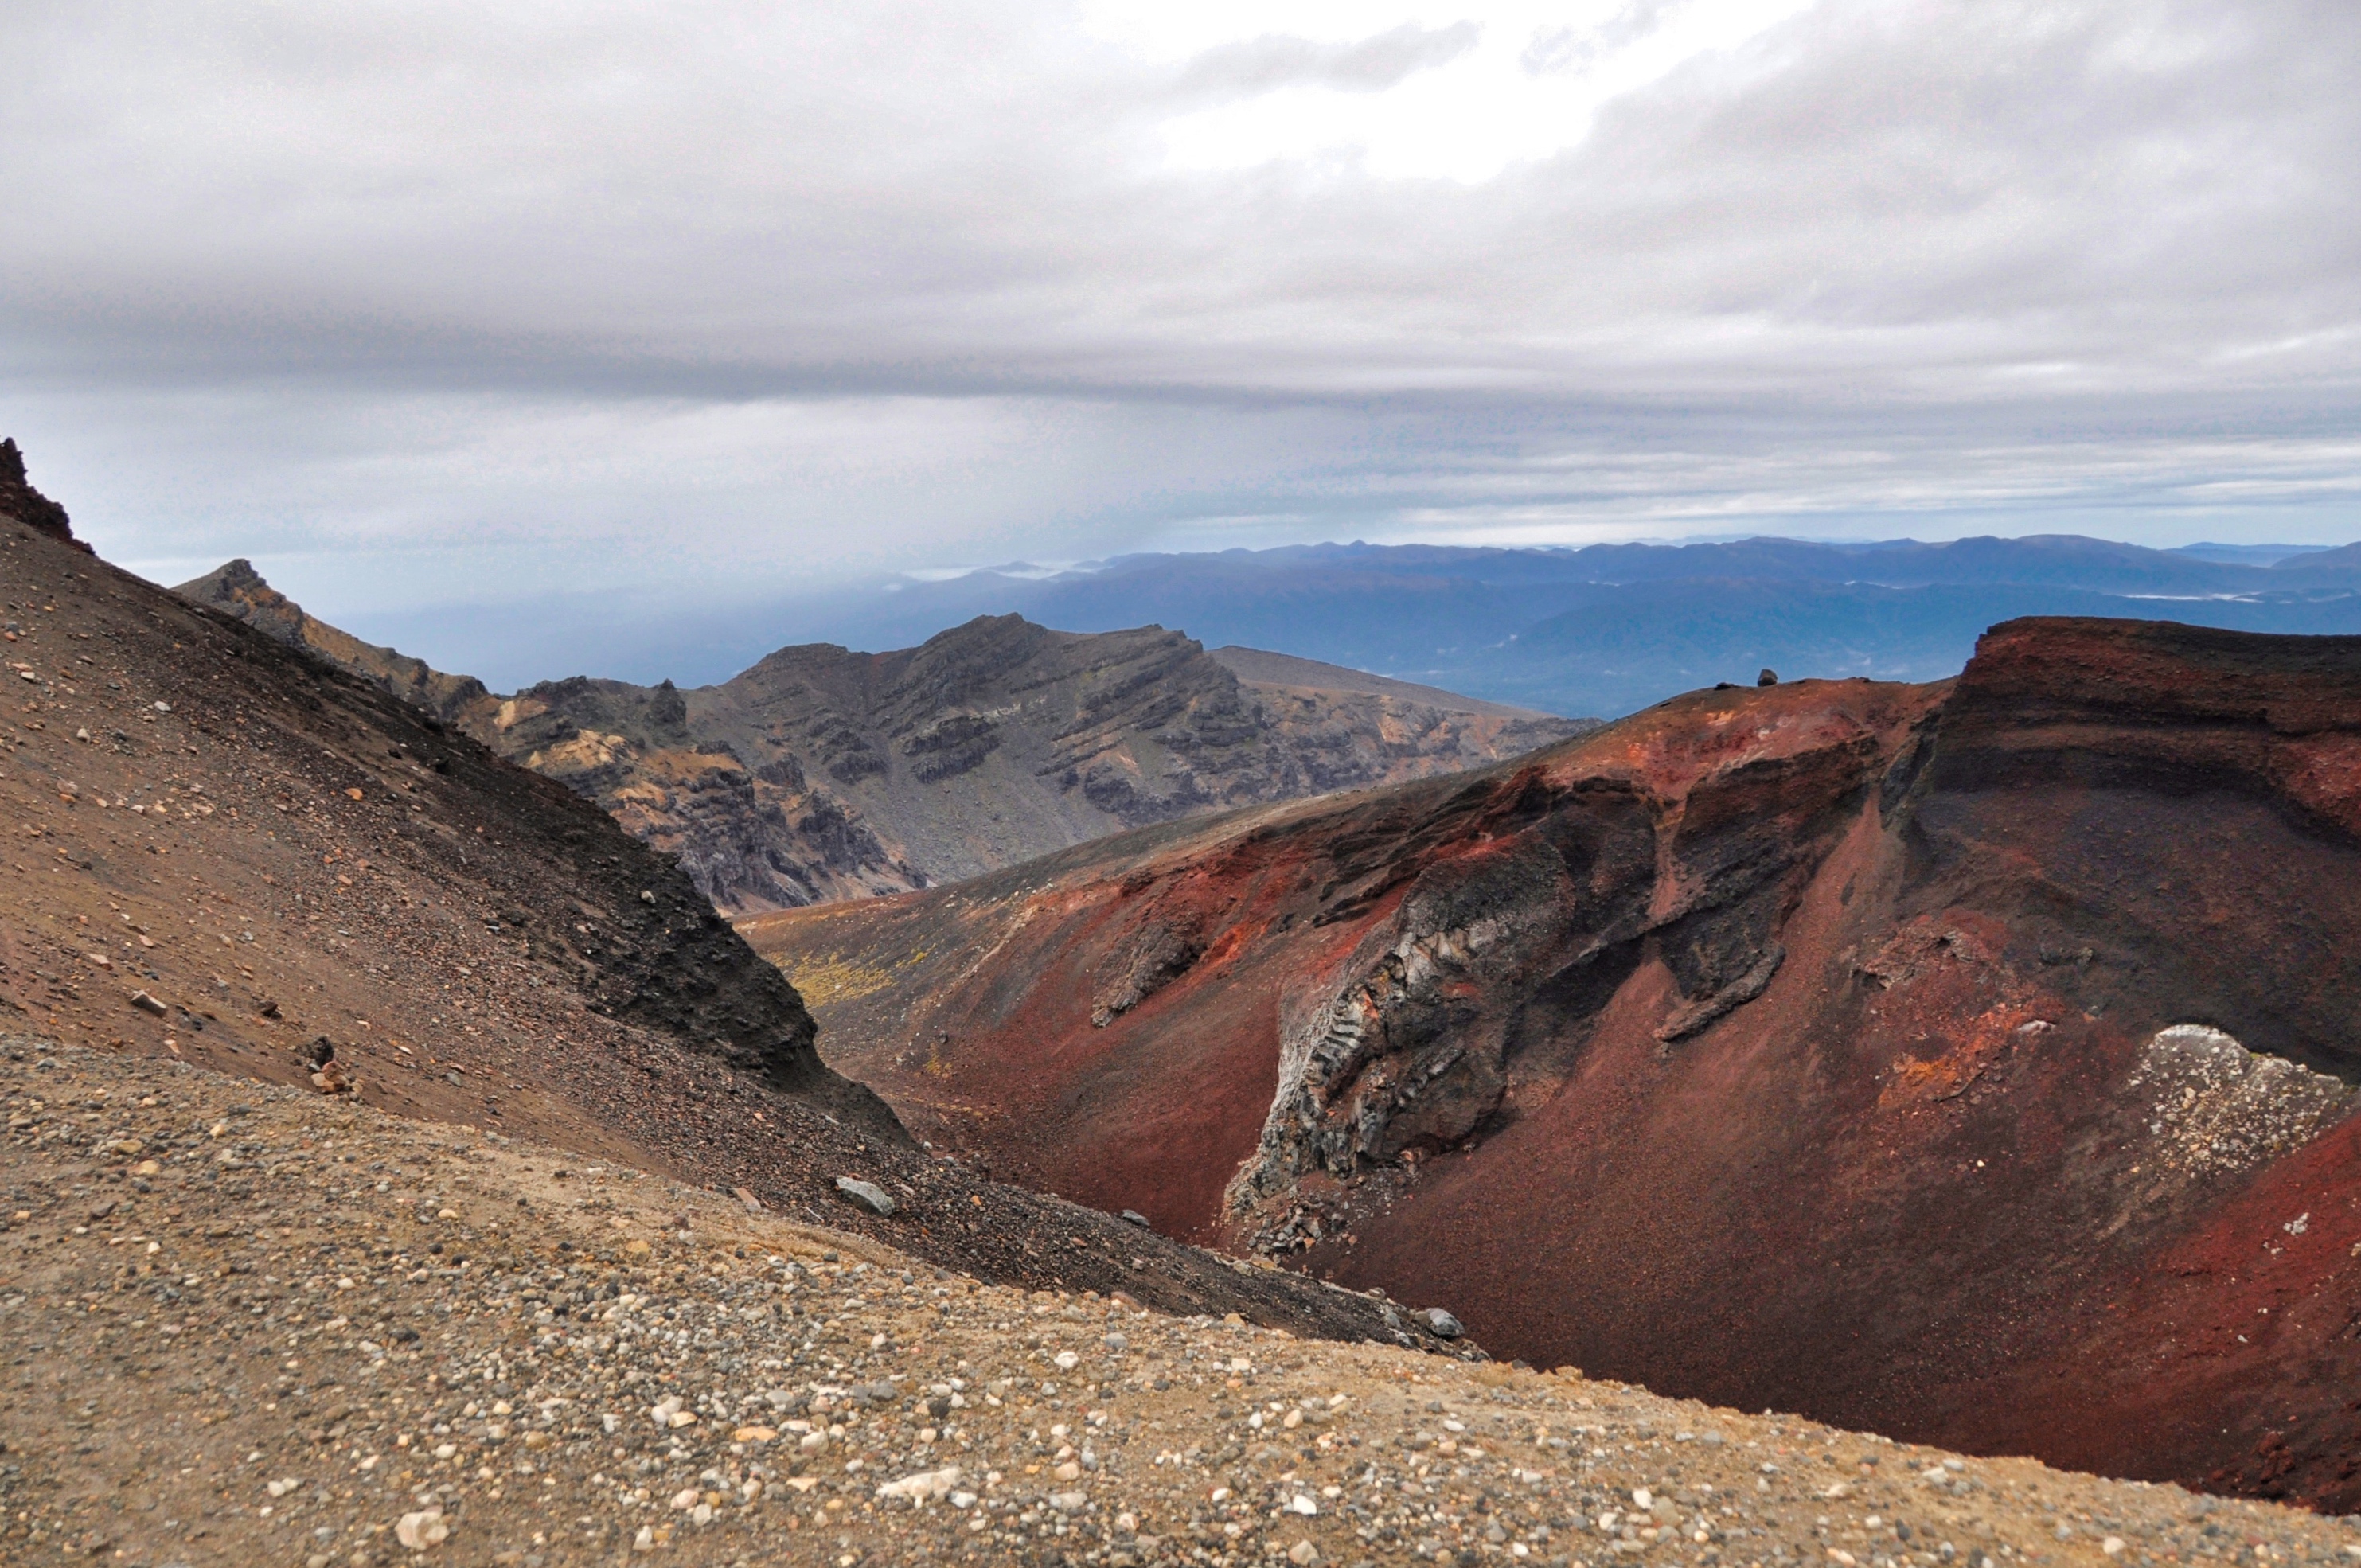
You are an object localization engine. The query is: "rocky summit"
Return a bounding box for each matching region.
[0,437,83,552]
[178,564,1589,917]
[747,617,2361,1513]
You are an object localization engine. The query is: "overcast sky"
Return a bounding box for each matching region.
[4,0,2358,631]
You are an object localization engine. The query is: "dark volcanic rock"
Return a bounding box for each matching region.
[490,614,1591,915]
[175,558,491,724]
[0,439,84,552]
[747,618,2361,1510]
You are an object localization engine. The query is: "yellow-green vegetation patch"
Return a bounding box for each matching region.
[775,951,904,1008]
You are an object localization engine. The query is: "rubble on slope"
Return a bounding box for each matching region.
[13,1040,2357,1568]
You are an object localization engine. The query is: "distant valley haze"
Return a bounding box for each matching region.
[238,533,2361,723]
[3,0,2357,703]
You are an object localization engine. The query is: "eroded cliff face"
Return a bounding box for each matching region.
[743,619,2361,1509]
[478,617,1588,915]
[175,565,1588,915]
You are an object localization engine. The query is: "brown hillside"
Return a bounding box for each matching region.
[0,454,1458,1346]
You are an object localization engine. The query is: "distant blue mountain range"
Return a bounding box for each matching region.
[348,534,2361,719]
[767,535,2361,719]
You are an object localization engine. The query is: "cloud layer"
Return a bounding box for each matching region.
[2,0,2356,645]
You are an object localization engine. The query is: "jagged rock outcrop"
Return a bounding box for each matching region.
[176,564,1592,915]
[175,558,493,724]
[0,439,84,552]
[744,618,2361,1511]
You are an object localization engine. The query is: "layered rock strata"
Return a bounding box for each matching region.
[746,618,2361,1509]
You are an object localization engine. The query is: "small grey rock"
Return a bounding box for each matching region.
[1120,1209,1151,1228]
[834,1176,896,1215]
[1417,1307,1463,1340]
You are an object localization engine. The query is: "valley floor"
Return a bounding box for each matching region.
[7,1039,2357,1568]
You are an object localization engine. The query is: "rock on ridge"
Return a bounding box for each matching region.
[0,438,84,552]
[174,557,492,724]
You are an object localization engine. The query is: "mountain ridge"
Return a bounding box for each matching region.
[562,533,2361,724]
[176,563,1591,914]
[0,450,1441,1343]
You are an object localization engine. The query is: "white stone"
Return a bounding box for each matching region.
[876,1465,963,1504]
[395,1510,448,1551]
[834,1176,896,1215]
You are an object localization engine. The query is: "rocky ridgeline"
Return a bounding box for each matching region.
[174,564,1589,915]
[0,438,84,552]
[14,1040,2360,1568]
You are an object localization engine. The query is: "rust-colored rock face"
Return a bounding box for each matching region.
[746,618,2361,1508]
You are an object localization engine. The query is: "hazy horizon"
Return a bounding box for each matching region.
[139,529,2361,708]
[7,0,2359,638]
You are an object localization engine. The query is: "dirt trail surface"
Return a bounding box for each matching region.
[15,1042,2361,1568]
[0,470,1446,1353]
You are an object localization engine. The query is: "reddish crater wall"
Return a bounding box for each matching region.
[747,618,2361,1509]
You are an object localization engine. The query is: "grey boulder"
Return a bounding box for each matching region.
[834,1176,897,1216]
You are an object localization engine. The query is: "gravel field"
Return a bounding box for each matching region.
[10,1039,2361,1568]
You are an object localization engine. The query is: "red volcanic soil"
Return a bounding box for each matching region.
[747,618,2361,1509]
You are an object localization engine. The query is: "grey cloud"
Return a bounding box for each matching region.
[1523,0,1684,76]
[1173,21,1485,99]
[0,0,2356,650]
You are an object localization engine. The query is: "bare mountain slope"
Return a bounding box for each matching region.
[172,557,494,724]
[178,564,1590,915]
[0,449,1454,1343]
